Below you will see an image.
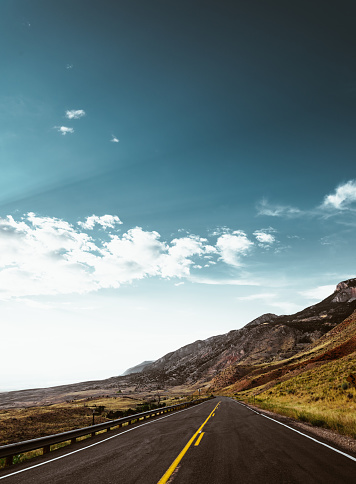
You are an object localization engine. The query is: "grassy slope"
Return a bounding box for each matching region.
[219,311,356,438]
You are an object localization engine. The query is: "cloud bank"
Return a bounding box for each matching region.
[0,213,266,299]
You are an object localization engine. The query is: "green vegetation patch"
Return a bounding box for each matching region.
[235,352,356,439]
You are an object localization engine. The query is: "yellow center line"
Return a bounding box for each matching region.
[194,432,205,446]
[157,401,220,484]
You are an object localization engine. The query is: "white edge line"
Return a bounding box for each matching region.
[234,400,356,463]
[0,403,208,480]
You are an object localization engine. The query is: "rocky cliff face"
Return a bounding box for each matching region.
[131,279,356,388]
[332,279,356,303]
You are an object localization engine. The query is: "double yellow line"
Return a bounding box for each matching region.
[157,401,220,483]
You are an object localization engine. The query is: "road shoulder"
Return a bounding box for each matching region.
[238,400,356,459]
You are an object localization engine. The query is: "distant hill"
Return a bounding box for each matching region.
[122,361,155,376]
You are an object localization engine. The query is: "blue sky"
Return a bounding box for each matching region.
[1,0,356,390]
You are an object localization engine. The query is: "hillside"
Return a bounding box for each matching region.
[222,309,356,438]
[210,308,356,393]
[122,361,155,376]
[131,279,356,389]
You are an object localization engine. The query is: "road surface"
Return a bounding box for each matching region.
[0,397,355,483]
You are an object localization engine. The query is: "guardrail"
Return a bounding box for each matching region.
[0,397,211,467]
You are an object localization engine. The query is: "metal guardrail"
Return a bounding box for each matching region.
[0,398,210,467]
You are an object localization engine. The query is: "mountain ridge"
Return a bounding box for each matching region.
[130,278,356,389]
[122,361,155,376]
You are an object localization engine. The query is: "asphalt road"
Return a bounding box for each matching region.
[0,397,355,483]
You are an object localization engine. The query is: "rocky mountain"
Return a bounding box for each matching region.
[131,279,356,388]
[212,305,356,394]
[122,361,155,376]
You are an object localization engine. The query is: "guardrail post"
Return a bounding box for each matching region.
[43,445,50,455]
[71,438,76,444]
[5,455,13,466]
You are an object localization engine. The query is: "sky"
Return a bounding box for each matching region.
[1,0,356,391]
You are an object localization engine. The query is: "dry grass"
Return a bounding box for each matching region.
[0,393,194,469]
[0,403,101,446]
[0,393,192,445]
[235,352,356,438]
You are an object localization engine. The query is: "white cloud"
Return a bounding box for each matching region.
[0,214,96,299]
[0,214,224,299]
[189,276,259,286]
[253,230,276,245]
[237,293,276,301]
[54,126,74,136]
[300,285,335,301]
[257,199,302,218]
[237,291,302,314]
[65,109,86,119]
[93,228,168,287]
[258,180,356,220]
[111,135,119,143]
[268,301,302,314]
[321,180,356,210]
[209,227,230,236]
[78,215,122,230]
[320,236,334,246]
[216,232,253,266]
[0,214,298,300]
[160,236,207,278]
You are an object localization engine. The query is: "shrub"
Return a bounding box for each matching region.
[106,410,124,419]
[297,411,309,423]
[13,454,23,465]
[310,417,326,428]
